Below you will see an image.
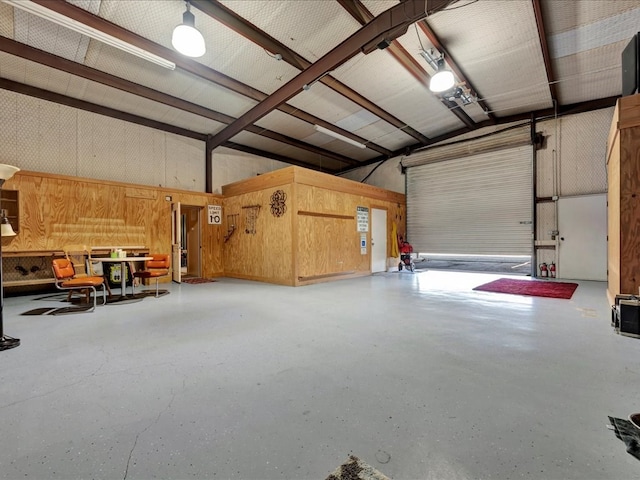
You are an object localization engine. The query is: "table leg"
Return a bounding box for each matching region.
[104,260,143,304]
[120,260,127,297]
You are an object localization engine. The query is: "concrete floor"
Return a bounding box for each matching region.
[413,255,533,276]
[0,270,638,479]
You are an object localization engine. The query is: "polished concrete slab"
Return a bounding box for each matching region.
[1,271,638,479]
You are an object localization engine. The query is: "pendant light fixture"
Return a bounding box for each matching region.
[172,1,206,58]
[429,58,455,93]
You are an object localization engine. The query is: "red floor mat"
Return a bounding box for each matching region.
[472,278,578,299]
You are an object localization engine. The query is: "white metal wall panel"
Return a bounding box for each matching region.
[407,145,532,255]
[339,156,405,194]
[0,89,206,190]
[557,108,611,196]
[536,202,556,243]
[535,119,557,199]
[212,146,290,195]
[535,107,613,255]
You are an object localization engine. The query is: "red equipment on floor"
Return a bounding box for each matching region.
[539,262,548,277]
[398,235,415,272]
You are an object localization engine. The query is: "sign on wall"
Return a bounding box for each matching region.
[208,205,222,225]
[360,233,367,255]
[357,206,369,232]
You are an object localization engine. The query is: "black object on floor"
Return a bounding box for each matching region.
[608,416,640,461]
[21,307,58,316]
[51,305,94,315]
[182,277,216,284]
[136,289,170,298]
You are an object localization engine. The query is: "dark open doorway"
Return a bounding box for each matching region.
[180,205,202,279]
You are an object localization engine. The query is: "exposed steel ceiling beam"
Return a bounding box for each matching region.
[338,0,476,130]
[0,78,327,176]
[25,0,390,158]
[532,0,559,104]
[206,0,450,150]
[416,21,495,122]
[243,126,360,166]
[0,38,231,122]
[0,78,206,141]
[339,95,620,173]
[222,142,333,173]
[0,38,360,168]
[192,0,434,146]
[412,95,619,155]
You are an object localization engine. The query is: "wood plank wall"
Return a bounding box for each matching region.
[294,167,405,286]
[295,184,404,286]
[608,94,640,303]
[607,123,621,304]
[221,166,406,286]
[3,166,404,288]
[3,170,224,279]
[222,183,294,285]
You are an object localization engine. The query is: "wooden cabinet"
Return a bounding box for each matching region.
[607,94,640,304]
[0,189,18,233]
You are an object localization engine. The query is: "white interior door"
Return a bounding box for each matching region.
[558,194,607,281]
[371,208,387,273]
[172,202,181,283]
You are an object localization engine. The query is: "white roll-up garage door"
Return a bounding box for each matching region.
[406,144,533,255]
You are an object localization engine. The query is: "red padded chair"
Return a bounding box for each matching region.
[132,254,171,297]
[52,258,107,312]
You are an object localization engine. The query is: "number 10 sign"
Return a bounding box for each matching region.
[208,205,222,225]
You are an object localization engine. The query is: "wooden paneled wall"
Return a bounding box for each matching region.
[3,170,224,278]
[607,94,640,303]
[607,124,621,303]
[295,184,404,286]
[222,166,406,286]
[3,166,404,288]
[222,183,294,285]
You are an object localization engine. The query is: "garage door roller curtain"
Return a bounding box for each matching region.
[406,143,533,256]
[402,123,531,168]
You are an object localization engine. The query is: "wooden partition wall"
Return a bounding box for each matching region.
[2,170,224,282]
[2,167,404,289]
[607,94,640,304]
[222,166,406,286]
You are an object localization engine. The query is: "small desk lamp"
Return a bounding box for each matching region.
[0,164,20,351]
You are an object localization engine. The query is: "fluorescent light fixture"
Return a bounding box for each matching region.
[2,0,176,70]
[172,1,205,58]
[429,58,455,93]
[314,125,366,149]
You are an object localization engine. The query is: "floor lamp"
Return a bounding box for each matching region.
[0,164,19,351]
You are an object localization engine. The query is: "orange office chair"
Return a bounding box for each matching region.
[132,254,171,297]
[52,258,107,312]
[63,244,112,299]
